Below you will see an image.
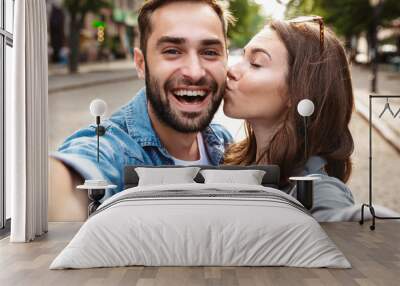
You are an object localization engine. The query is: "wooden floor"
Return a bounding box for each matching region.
[0,221,399,286]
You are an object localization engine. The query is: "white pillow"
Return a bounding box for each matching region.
[200,169,266,185]
[135,167,200,186]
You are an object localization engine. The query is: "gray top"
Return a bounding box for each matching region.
[286,156,355,221]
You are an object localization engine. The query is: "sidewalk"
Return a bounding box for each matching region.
[48,60,137,93]
[351,64,400,152]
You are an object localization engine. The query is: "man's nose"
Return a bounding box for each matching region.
[181,53,206,83]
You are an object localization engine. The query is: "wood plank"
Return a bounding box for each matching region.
[0,221,399,286]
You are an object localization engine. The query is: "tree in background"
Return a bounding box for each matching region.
[228,0,266,48]
[64,0,111,73]
[285,0,400,56]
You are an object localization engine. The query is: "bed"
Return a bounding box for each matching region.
[49,165,350,269]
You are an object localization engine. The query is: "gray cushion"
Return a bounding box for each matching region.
[124,165,280,189]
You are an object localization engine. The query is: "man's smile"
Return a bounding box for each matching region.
[168,87,212,113]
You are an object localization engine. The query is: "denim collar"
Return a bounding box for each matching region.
[124,88,163,147]
[123,88,225,165]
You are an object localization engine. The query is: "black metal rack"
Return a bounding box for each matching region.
[360,95,400,230]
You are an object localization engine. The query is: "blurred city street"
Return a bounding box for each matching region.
[49,60,400,211]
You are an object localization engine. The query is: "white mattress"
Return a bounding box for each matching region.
[50,183,350,269]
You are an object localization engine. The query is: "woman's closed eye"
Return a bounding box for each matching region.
[248,55,267,68]
[250,62,262,68]
[247,50,270,68]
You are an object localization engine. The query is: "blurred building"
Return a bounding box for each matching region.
[377,18,400,64]
[353,17,400,66]
[46,0,143,64]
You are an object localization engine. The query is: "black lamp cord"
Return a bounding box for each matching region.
[94,116,110,163]
[304,116,308,161]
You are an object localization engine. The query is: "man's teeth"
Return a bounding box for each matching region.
[174,90,207,97]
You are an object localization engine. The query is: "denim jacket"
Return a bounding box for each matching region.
[52,88,233,199]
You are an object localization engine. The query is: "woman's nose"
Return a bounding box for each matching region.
[227,64,240,81]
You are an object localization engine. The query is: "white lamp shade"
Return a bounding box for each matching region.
[297,99,315,117]
[90,99,107,117]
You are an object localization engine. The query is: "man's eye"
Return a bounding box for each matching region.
[203,50,219,57]
[163,49,181,55]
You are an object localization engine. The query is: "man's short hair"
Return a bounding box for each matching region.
[138,0,235,56]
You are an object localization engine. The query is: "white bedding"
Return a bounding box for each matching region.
[50,183,350,269]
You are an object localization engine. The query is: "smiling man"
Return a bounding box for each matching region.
[134,0,232,164]
[49,0,234,221]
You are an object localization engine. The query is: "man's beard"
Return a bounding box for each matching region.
[145,68,224,133]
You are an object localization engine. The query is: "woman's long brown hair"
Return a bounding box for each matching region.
[224,20,354,187]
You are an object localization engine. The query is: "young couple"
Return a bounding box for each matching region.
[50,0,354,221]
